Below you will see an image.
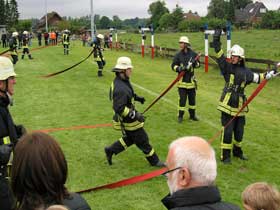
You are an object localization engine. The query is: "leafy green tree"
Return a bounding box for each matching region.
[99,16,111,29]
[5,0,11,27]
[148,0,169,29]
[112,15,122,29]
[0,0,5,24]
[260,10,280,29]
[9,0,19,27]
[15,19,32,32]
[207,0,227,19]
[158,13,172,31]
[170,4,184,30]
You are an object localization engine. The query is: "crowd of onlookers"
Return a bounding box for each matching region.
[3,131,280,210]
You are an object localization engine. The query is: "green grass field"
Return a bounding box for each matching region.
[7,30,280,209]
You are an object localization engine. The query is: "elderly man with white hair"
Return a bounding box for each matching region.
[161,136,241,210]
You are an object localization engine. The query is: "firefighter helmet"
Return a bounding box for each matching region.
[23,31,28,35]
[112,57,133,72]
[230,44,245,58]
[179,36,190,44]
[12,32,18,37]
[97,34,104,40]
[0,56,16,80]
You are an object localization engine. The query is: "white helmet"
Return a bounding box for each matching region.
[0,56,16,80]
[179,36,190,44]
[230,44,245,58]
[23,31,28,35]
[12,32,19,37]
[112,57,133,72]
[97,34,104,39]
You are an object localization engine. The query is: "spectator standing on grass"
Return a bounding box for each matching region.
[11,131,91,210]
[161,136,241,210]
[242,182,280,210]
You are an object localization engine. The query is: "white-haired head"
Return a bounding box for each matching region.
[167,136,217,193]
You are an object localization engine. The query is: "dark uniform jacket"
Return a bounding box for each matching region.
[216,53,264,116]
[161,186,240,210]
[93,39,104,63]
[62,192,91,210]
[171,49,200,89]
[110,76,144,131]
[22,35,29,49]
[9,37,18,55]
[63,33,70,45]
[0,96,18,145]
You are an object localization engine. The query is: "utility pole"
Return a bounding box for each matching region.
[90,0,95,40]
[45,0,48,32]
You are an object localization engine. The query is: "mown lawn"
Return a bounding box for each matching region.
[7,30,280,210]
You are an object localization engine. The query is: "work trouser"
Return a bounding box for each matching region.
[178,88,196,118]
[108,128,160,166]
[11,54,18,65]
[63,44,69,55]
[0,167,14,210]
[220,112,245,160]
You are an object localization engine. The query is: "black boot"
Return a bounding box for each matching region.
[28,54,33,59]
[104,147,113,165]
[189,109,199,121]
[146,153,165,167]
[104,140,126,165]
[178,110,184,123]
[233,145,248,160]
[221,149,231,164]
[21,55,24,59]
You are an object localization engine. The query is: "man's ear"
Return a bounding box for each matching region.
[178,167,191,187]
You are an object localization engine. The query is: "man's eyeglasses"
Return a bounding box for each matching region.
[162,167,182,178]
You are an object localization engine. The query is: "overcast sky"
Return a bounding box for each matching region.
[18,0,279,20]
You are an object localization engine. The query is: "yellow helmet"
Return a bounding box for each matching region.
[0,56,16,80]
[179,36,190,44]
[23,31,28,35]
[112,57,133,72]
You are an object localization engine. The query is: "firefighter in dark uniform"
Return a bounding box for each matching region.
[62,29,70,55]
[211,29,278,164]
[171,36,200,123]
[9,32,18,65]
[93,34,106,77]
[104,57,164,167]
[0,56,26,210]
[21,31,33,60]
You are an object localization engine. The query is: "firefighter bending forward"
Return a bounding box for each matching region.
[211,29,278,164]
[104,57,164,167]
[171,36,200,123]
[0,56,26,210]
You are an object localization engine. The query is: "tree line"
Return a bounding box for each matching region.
[0,0,19,28]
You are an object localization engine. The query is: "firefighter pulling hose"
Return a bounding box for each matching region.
[210,28,278,164]
[104,56,164,167]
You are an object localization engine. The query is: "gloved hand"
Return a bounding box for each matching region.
[265,70,278,80]
[135,112,145,122]
[176,66,186,73]
[210,29,222,53]
[0,144,13,165]
[134,94,145,104]
[15,124,27,139]
[128,110,145,122]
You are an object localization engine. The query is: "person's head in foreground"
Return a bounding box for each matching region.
[11,131,69,210]
[242,182,280,210]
